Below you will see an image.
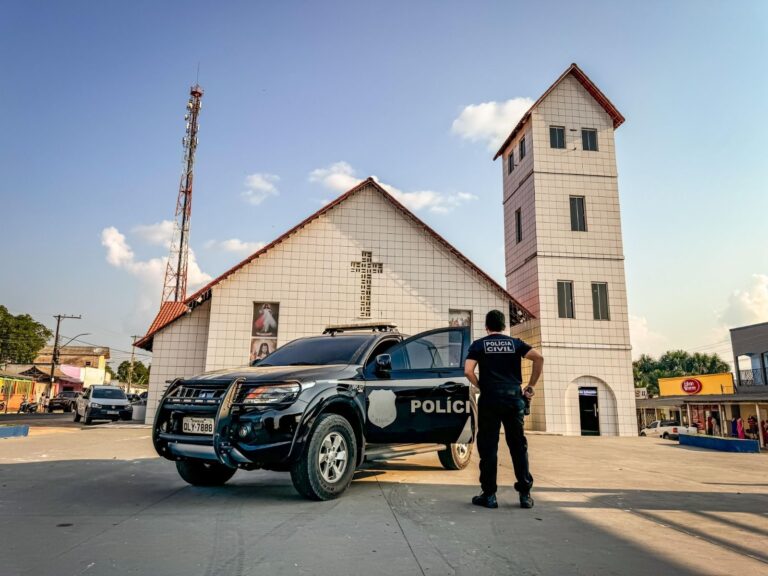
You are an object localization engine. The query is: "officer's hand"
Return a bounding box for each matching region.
[523,386,535,399]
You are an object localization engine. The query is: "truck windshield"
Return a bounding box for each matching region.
[254,336,369,367]
[92,389,127,400]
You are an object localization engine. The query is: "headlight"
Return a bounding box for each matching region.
[91,403,102,408]
[242,383,301,405]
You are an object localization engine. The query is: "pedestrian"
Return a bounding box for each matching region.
[463,309,544,509]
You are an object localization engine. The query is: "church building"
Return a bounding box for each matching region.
[137,179,533,424]
[137,63,637,436]
[499,64,636,436]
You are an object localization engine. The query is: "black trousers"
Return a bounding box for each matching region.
[477,395,533,495]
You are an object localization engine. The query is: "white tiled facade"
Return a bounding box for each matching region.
[145,185,512,422]
[505,73,637,436]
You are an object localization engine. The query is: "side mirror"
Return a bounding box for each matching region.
[375,354,392,374]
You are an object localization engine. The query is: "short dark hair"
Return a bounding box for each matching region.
[485,310,506,332]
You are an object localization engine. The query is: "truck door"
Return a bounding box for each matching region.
[363,327,473,444]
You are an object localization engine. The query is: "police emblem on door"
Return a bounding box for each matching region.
[368,389,397,428]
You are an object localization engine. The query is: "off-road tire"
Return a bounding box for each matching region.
[176,460,237,486]
[639,431,646,437]
[662,432,669,440]
[290,413,357,501]
[438,443,473,470]
[73,408,81,423]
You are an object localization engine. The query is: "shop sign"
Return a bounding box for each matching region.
[681,378,703,394]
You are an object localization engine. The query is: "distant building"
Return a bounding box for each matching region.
[730,321,768,387]
[34,345,112,388]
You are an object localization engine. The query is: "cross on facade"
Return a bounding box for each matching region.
[351,251,383,318]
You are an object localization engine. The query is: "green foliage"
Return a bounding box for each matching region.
[0,305,53,365]
[633,350,731,396]
[116,360,150,386]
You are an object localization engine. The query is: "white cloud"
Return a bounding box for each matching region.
[241,173,280,205]
[629,314,669,360]
[719,274,768,328]
[451,97,534,151]
[308,162,359,193]
[308,162,477,214]
[204,238,266,254]
[101,226,212,322]
[132,220,174,247]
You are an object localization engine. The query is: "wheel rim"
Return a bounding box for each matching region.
[318,432,348,483]
[455,443,469,460]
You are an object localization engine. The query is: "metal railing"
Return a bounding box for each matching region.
[738,368,766,386]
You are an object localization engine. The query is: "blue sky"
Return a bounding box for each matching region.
[1,0,766,367]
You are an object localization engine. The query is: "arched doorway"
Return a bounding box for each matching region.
[565,376,619,436]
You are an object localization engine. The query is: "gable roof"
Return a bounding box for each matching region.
[493,63,625,160]
[136,178,534,351]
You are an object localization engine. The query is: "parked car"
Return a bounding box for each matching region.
[640,420,697,439]
[153,324,475,500]
[45,391,79,413]
[74,385,133,425]
[126,393,140,403]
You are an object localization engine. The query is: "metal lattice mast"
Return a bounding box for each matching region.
[162,84,203,303]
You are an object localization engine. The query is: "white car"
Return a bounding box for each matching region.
[640,419,697,440]
[73,386,133,425]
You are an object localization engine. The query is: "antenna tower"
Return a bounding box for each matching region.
[161,84,203,302]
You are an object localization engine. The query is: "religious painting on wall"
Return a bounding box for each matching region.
[449,309,472,329]
[251,302,280,364]
[250,338,277,364]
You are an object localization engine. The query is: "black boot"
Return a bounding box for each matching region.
[519,493,534,509]
[472,492,498,509]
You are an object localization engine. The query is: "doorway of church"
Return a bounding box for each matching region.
[578,387,600,436]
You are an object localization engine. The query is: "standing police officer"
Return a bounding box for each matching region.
[464,310,543,509]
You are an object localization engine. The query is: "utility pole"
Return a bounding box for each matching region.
[46,314,82,398]
[127,335,140,393]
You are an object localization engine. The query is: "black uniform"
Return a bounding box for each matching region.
[466,333,533,495]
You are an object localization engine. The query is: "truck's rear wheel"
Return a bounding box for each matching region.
[176,460,236,486]
[290,413,357,500]
[438,443,473,470]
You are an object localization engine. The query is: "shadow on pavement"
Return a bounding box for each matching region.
[2,458,764,575]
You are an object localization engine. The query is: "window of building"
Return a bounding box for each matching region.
[550,126,565,149]
[592,282,610,320]
[570,196,587,231]
[85,361,92,367]
[557,281,575,319]
[507,152,514,174]
[515,208,522,243]
[519,137,526,160]
[582,129,598,151]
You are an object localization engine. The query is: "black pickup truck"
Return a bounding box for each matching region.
[153,324,476,500]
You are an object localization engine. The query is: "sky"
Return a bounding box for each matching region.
[1,0,766,369]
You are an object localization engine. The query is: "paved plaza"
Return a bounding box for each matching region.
[0,417,766,575]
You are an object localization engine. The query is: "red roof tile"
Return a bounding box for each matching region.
[493,63,625,160]
[136,178,534,351]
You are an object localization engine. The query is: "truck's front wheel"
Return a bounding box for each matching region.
[290,414,357,500]
[438,443,473,470]
[176,460,237,486]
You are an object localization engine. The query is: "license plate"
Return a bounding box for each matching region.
[183,417,214,435]
[107,410,119,415]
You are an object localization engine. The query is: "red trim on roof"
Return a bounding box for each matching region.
[136,178,534,350]
[493,63,625,160]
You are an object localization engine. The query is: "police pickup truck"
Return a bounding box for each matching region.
[152,324,475,500]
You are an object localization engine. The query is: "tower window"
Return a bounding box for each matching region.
[592,282,610,320]
[519,137,526,160]
[508,152,514,174]
[550,126,565,149]
[515,208,522,243]
[570,196,587,231]
[557,281,575,319]
[582,129,598,151]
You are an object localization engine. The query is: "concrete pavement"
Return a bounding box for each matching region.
[0,427,766,575]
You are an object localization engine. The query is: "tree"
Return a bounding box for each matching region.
[116,360,150,386]
[105,364,116,380]
[633,350,730,396]
[0,305,52,365]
